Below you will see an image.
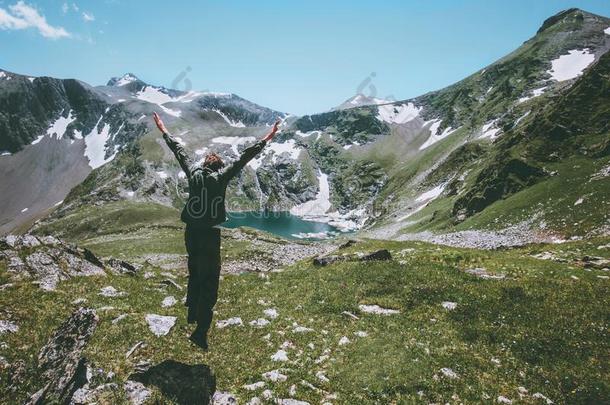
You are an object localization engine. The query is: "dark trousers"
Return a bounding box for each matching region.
[184,225,221,333]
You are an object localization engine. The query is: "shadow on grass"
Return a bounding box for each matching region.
[129,359,215,404]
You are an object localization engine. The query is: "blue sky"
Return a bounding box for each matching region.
[1,0,609,115]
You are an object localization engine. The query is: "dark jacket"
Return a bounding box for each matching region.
[163,132,266,228]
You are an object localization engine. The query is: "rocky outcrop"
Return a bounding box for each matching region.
[26,308,99,404]
[0,234,108,290]
[313,249,392,266]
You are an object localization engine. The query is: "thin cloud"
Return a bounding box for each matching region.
[0,1,70,39]
[82,11,94,22]
[61,3,68,14]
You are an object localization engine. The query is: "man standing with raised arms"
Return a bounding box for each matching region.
[153,112,281,350]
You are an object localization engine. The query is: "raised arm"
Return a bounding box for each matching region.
[220,119,281,181]
[153,112,193,177]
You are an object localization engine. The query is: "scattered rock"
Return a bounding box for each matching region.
[532,392,553,404]
[99,286,126,297]
[105,257,138,275]
[358,304,400,315]
[159,278,183,291]
[216,317,243,329]
[26,308,98,404]
[341,311,359,320]
[161,296,177,308]
[262,369,287,382]
[249,318,270,327]
[338,239,358,249]
[292,323,314,333]
[316,371,329,383]
[213,391,238,404]
[126,341,145,358]
[71,383,117,405]
[124,380,151,405]
[271,350,289,362]
[497,396,513,404]
[112,314,128,324]
[145,314,177,337]
[354,331,368,337]
[338,336,350,345]
[440,367,459,379]
[243,381,266,391]
[465,267,505,280]
[0,320,18,334]
[278,399,310,405]
[441,301,457,310]
[582,256,610,270]
[264,308,279,319]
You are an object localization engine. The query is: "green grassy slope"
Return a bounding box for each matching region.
[1,237,608,403]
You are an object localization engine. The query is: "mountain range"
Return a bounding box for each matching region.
[0,8,609,244]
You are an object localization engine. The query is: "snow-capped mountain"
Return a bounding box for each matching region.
[332,93,394,111]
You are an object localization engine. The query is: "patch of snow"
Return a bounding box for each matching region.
[0,151,11,156]
[212,136,256,155]
[480,120,502,140]
[415,183,446,202]
[290,170,331,217]
[295,130,320,138]
[574,197,584,206]
[514,110,531,127]
[145,314,176,337]
[212,108,246,127]
[174,91,204,103]
[419,120,458,150]
[359,304,400,315]
[291,231,337,240]
[20,208,28,213]
[32,110,77,145]
[115,74,138,86]
[161,296,177,308]
[156,171,168,180]
[605,27,610,35]
[216,317,243,329]
[0,72,6,79]
[136,86,173,104]
[195,147,209,156]
[84,118,117,169]
[271,349,289,362]
[262,370,287,382]
[518,87,547,103]
[377,102,421,124]
[28,77,35,82]
[547,49,595,81]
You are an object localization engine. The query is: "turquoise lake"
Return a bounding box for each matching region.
[222,211,344,240]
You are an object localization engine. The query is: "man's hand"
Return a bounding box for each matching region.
[153,112,168,134]
[263,119,282,142]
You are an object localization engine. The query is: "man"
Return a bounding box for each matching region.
[153,112,280,350]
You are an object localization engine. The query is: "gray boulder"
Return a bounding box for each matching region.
[26,308,99,404]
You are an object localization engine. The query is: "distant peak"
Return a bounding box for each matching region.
[107,73,141,87]
[536,8,598,34]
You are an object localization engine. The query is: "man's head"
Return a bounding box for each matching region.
[203,153,224,172]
